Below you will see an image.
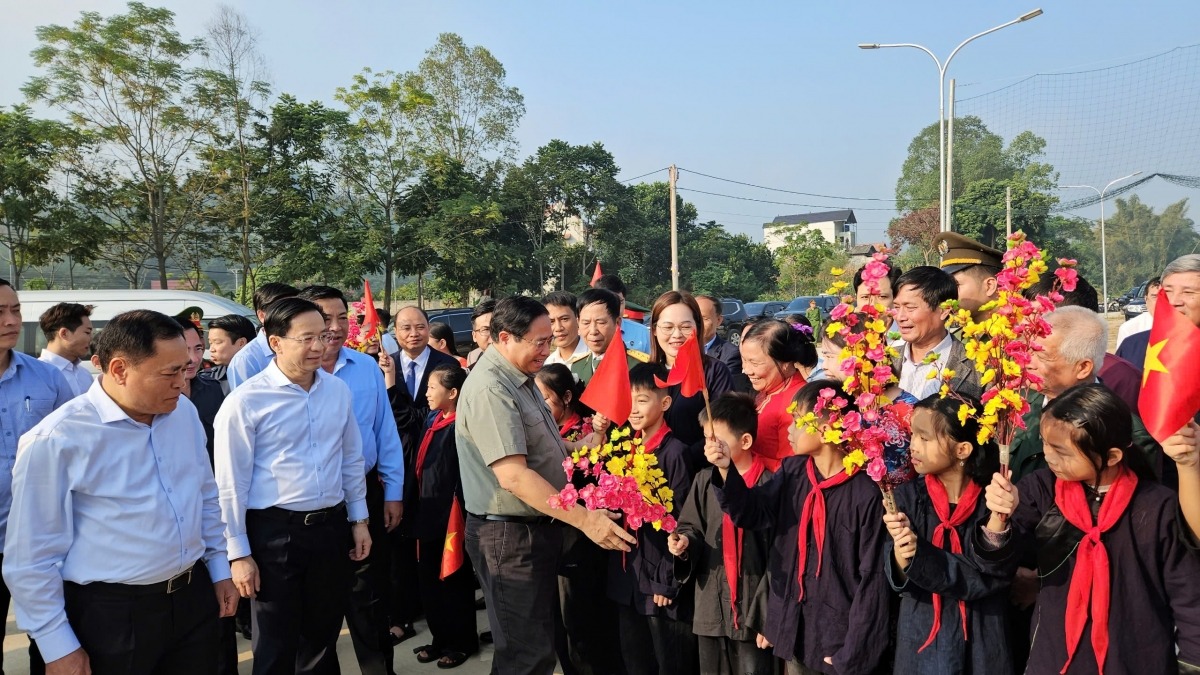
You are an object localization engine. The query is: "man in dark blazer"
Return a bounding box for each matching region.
[696,294,751,392]
[386,305,458,645]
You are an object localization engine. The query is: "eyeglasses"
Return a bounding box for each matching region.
[277,331,339,347]
[655,322,697,336]
[473,326,491,335]
[513,334,554,350]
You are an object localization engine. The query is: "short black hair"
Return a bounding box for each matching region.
[542,291,578,315]
[263,298,324,340]
[490,296,548,341]
[376,308,392,329]
[535,363,591,417]
[472,299,497,324]
[430,321,459,354]
[1042,383,1153,482]
[93,310,186,372]
[895,266,957,310]
[207,314,256,343]
[743,319,817,367]
[253,282,299,313]
[39,302,92,340]
[913,393,998,486]
[629,362,669,392]
[430,361,467,393]
[297,285,348,311]
[0,278,11,289]
[594,274,629,298]
[1023,272,1099,311]
[698,391,758,441]
[576,288,622,321]
[173,308,204,339]
[853,263,904,295]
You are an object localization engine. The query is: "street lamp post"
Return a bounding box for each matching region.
[1060,171,1143,315]
[859,8,1043,233]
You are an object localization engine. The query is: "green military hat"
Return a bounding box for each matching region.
[934,231,1004,275]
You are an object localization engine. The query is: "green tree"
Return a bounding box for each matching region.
[773,225,836,297]
[886,206,939,266]
[0,106,84,288]
[194,5,271,300]
[682,221,777,300]
[413,33,525,171]
[1104,196,1197,293]
[1040,214,1101,284]
[24,2,213,289]
[952,178,1055,249]
[334,68,433,302]
[598,181,698,301]
[894,116,1056,215]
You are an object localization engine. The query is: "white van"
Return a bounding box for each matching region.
[16,289,256,358]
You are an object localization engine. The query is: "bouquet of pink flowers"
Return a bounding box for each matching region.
[549,427,677,532]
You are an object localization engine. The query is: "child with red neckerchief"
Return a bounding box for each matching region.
[976,383,1200,674]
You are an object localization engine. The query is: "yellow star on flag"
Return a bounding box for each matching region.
[444,531,457,553]
[1143,338,1169,388]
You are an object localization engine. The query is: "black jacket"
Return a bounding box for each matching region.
[707,335,751,393]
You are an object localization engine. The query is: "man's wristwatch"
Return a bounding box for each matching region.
[351,518,370,526]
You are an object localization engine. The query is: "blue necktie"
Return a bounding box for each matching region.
[406,361,418,399]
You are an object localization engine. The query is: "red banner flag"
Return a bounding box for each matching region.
[580,326,632,426]
[1139,289,1200,442]
[440,496,465,580]
[654,331,706,397]
[360,279,381,341]
[590,261,603,287]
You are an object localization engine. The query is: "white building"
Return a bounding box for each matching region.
[762,209,856,252]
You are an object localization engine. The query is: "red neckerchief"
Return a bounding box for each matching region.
[723,457,766,628]
[558,412,582,439]
[415,411,456,491]
[639,423,671,453]
[1054,466,1138,675]
[797,459,858,601]
[918,474,983,652]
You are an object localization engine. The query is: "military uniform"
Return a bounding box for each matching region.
[569,349,649,384]
[934,231,1003,275]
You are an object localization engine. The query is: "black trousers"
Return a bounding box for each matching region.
[346,470,395,675]
[555,529,623,675]
[466,515,562,675]
[388,532,421,628]
[416,537,479,657]
[63,563,219,675]
[616,604,698,675]
[697,634,778,675]
[247,505,352,675]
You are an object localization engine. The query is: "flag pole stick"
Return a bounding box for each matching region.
[701,384,716,441]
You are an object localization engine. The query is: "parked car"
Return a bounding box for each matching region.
[718,298,749,344]
[744,301,788,319]
[1124,281,1150,320]
[17,289,256,370]
[774,295,840,323]
[427,307,475,356]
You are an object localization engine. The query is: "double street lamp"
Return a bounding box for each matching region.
[1060,171,1143,315]
[859,9,1044,233]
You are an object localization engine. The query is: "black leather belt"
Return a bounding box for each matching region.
[68,564,198,596]
[254,502,347,526]
[472,512,553,525]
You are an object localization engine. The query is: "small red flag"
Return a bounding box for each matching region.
[590,261,603,287]
[580,326,632,426]
[360,279,381,341]
[440,496,465,580]
[654,331,706,397]
[1138,289,1200,442]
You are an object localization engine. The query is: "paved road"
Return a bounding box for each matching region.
[3,607,499,674]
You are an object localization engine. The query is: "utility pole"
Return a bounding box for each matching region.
[1006,185,1013,239]
[947,78,956,232]
[669,165,679,290]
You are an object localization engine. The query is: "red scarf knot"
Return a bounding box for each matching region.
[722,458,766,629]
[797,459,857,602]
[1054,466,1138,675]
[918,474,983,652]
[415,411,456,491]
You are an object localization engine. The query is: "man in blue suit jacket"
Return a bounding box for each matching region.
[697,294,751,392]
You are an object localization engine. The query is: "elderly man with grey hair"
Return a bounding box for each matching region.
[1006,305,1164,483]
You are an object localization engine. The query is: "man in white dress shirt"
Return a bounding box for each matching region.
[215,297,371,675]
[37,302,94,397]
[4,309,238,675]
[226,282,298,390]
[542,291,589,367]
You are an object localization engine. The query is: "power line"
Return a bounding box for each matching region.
[679,167,902,202]
[676,187,901,211]
[617,167,668,184]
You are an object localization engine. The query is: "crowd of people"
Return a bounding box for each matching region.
[1,230,1200,675]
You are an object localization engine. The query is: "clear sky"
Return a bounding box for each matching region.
[3,0,1198,244]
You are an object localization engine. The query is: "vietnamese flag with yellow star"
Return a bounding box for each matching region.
[1138,288,1200,442]
[440,496,465,580]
